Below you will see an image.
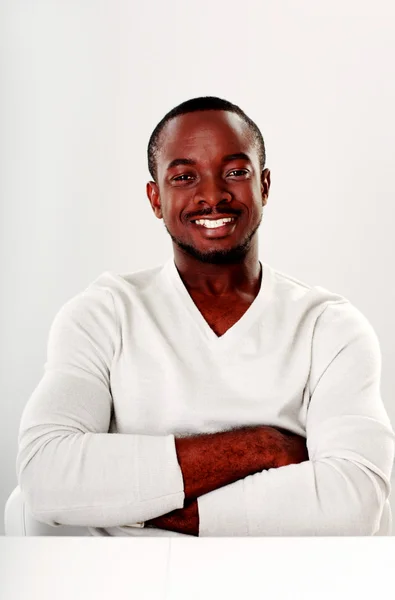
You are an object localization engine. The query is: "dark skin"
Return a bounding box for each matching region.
[146,427,308,535]
[145,111,308,535]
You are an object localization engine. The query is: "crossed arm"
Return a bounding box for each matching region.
[17,288,395,536]
[146,426,308,535]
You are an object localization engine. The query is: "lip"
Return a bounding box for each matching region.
[190,214,239,222]
[190,216,238,238]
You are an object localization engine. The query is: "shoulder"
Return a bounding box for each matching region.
[46,264,167,371]
[305,297,382,398]
[53,263,166,325]
[265,262,380,358]
[267,263,346,306]
[267,263,373,325]
[268,268,383,402]
[311,299,381,373]
[264,263,351,334]
[314,299,378,342]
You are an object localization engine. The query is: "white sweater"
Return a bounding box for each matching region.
[17,259,395,536]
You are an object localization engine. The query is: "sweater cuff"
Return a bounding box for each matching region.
[137,434,185,512]
[197,479,249,536]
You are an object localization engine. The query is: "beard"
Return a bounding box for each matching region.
[163,213,263,265]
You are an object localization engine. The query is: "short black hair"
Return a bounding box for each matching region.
[147,96,266,181]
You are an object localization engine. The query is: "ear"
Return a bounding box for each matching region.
[260,168,271,207]
[146,181,163,219]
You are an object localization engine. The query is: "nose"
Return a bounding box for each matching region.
[193,176,232,207]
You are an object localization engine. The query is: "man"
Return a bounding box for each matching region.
[17,96,394,536]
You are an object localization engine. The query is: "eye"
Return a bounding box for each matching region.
[227,169,249,178]
[172,174,195,182]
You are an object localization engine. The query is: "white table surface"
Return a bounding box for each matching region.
[0,537,394,600]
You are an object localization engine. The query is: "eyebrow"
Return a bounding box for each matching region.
[166,152,252,171]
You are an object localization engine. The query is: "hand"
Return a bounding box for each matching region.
[253,427,309,469]
[279,431,309,467]
[145,498,199,536]
[175,425,308,502]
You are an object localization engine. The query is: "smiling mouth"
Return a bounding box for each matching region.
[191,216,237,229]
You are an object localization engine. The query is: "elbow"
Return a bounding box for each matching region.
[346,471,390,536]
[16,435,71,524]
[351,479,390,536]
[17,457,56,524]
[336,498,386,536]
[312,458,391,536]
[323,466,390,536]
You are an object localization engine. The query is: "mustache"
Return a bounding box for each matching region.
[185,207,242,220]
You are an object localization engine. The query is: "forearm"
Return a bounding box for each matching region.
[198,449,393,536]
[175,425,308,501]
[185,301,395,537]
[17,372,184,527]
[18,372,304,529]
[146,425,307,535]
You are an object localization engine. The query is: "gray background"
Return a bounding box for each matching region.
[1,1,395,534]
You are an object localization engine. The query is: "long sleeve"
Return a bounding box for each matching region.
[16,286,185,528]
[197,301,395,536]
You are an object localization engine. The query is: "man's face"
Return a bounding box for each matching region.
[147,110,270,264]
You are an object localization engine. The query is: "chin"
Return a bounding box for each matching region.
[174,238,254,265]
[164,218,262,265]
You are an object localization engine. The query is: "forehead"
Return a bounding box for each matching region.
[157,110,256,164]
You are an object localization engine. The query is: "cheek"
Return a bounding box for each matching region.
[166,191,192,215]
[240,180,260,201]
[161,195,185,224]
[247,199,264,225]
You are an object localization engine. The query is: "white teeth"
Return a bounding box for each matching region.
[194,217,235,228]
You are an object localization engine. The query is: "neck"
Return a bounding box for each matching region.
[173,243,262,298]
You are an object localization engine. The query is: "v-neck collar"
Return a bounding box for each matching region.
[162,257,274,350]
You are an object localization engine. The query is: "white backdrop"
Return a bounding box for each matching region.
[1,1,395,534]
